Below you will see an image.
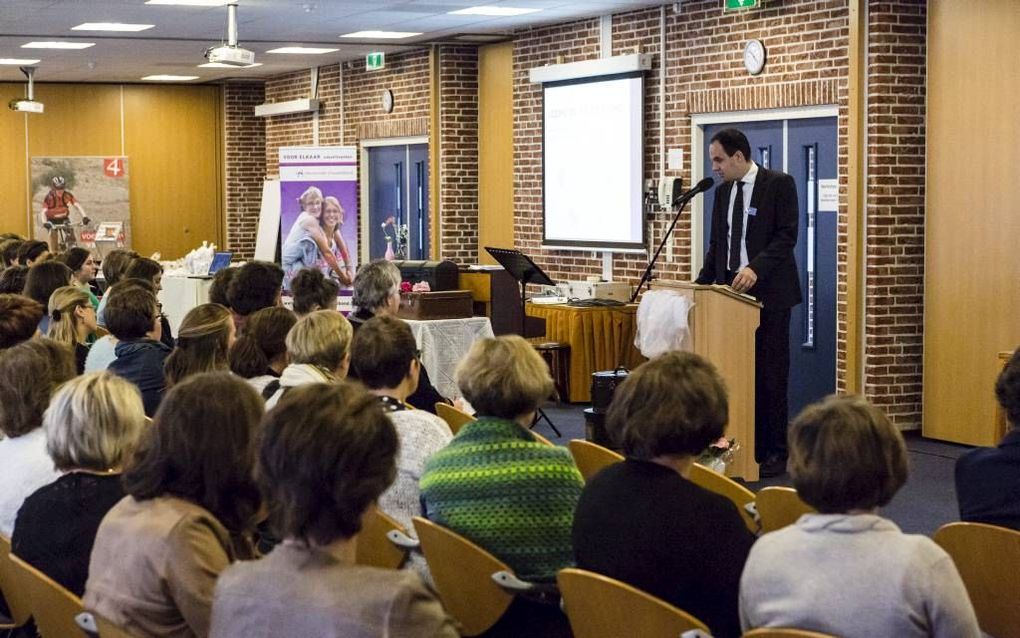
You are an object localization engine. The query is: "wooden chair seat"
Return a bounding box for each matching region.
[568,439,624,482]
[933,521,1020,638]
[8,552,88,638]
[688,462,759,534]
[355,506,416,570]
[435,402,475,435]
[557,568,710,638]
[742,628,839,637]
[754,486,815,534]
[0,534,32,630]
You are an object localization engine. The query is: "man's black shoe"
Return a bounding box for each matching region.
[759,455,788,478]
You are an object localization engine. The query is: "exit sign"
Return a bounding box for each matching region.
[366,52,385,71]
[726,0,760,9]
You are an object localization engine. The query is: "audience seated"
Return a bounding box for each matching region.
[86,279,154,373]
[739,394,980,637]
[164,303,234,387]
[24,260,72,333]
[264,309,351,408]
[0,264,28,294]
[349,316,453,567]
[12,372,145,597]
[227,261,284,335]
[0,238,23,268]
[207,266,237,309]
[16,240,49,266]
[290,267,340,317]
[47,285,98,373]
[0,293,44,349]
[96,248,138,326]
[348,259,449,414]
[105,281,170,416]
[228,306,296,395]
[85,372,263,638]
[955,347,1020,530]
[56,246,100,308]
[124,257,174,349]
[0,338,75,536]
[209,383,458,638]
[572,351,755,638]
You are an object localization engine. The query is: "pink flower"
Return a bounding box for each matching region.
[399,281,413,293]
[712,437,731,450]
[412,281,431,292]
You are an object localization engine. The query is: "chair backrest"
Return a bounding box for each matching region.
[568,439,624,482]
[688,462,759,534]
[530,430,554,447]
[412,516,515,636]
[96,612,139,638]
[742,628,839,637]
[557,568,710,638]
[8,553,88,638]
[755,487,815,534]
[933,521,1020,638]
[0,534,32,629]
[355,506,409,570]
[435,403,475,435]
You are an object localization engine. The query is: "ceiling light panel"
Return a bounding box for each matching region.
[72,23,155,32]
[22,41,96,49]
[266,47,338,54]
[145,0,228,5]
[449,6,542,16]
[340,31,422,39]
[142,74,198,80]
[0,58,41,65]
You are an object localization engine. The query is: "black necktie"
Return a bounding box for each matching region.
[728,180,744,273]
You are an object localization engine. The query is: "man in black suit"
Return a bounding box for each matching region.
[695,128,802,477]
[955,348,1020,530]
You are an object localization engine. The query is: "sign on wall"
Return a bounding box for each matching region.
[278,147,359,292]
[30,156,131,251]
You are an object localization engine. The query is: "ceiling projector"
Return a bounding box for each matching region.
[9,99,44,113]
[205,44,255,67]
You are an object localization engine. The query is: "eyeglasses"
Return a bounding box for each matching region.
[414,349,423,360]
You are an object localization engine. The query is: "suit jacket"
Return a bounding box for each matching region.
[955,428,1020,531]
[696,167,802,309]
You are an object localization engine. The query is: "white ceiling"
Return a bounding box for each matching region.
[0,0,669,84]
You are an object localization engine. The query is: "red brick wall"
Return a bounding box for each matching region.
[438,46,479,264]
[223,81,266,259]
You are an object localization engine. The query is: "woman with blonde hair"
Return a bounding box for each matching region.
[264,309,352,408]
[48,285,97,373]
[318,196,354,285]
[12,372,146,596]
[164,303,235,387]
[281,186,350,286]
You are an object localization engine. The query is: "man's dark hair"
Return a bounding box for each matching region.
[101,249,139,286]
[228,261,284,317]
[710,128,752,162]
[0,266,29,295]
[16,240,49,266]
[259,382,397,544]
[104,279,158,340]
[290,268,340,315]
[0,239,23,268]
[228,306,297,379]
[208,266,238,308]
[0,338,75,438]
[996,348,1020,429]
[23,261,72,307]
[57,247,91,273]
[350,315,417,390]
[0,294,45,349]
[123,372,263,533]
[123,257,163,284]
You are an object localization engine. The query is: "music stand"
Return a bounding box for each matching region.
[483,247,561,437]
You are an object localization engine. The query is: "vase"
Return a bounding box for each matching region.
[704,457,727,474]
[384,239,395,261]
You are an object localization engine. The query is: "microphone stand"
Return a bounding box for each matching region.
[630,194,696,304]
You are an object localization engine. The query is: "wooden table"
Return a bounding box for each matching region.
[525,302,646,403]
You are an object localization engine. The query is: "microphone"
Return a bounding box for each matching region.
[671,177,715,207]
[671,177,684,204]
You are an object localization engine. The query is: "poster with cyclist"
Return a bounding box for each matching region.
[30,156,131,253]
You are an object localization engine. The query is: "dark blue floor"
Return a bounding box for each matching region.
[535,404,971,536]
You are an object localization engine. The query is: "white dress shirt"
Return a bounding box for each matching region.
[726,161,759,272]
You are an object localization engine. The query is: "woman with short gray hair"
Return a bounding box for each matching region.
[11,372,146,596]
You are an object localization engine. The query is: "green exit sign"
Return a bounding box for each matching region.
[366,52,385,71]
[726,0,760,9]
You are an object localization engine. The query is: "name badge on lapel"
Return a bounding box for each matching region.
[746,207,758,217]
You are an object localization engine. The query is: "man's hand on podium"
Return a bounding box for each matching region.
[731,267,758,294]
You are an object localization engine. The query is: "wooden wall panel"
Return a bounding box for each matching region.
[477,41,514,264]
[26,85,122,157]
[924,0,1020,444]
[0,84,29,236]
[123,85,222,259]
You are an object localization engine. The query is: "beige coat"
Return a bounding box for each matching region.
[84,496,255,638]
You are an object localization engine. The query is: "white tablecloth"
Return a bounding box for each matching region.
[403,317,494,399]
[159,275,212,334]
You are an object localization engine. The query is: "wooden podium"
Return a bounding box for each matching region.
[648,281,762,481]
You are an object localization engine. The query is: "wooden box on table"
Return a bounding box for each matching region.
[397,290,474,320]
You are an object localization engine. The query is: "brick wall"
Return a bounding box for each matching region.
[223,81,266,259]
[438,46,479,264]
[864,0,926,428]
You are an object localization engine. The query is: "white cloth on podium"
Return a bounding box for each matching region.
[403,317,494,399]
[635,289,693,359]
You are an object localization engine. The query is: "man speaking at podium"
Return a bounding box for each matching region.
[695,128,801,478]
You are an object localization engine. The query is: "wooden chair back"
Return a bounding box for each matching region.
[557,568,710,638]
[742,628,839,637]
[0,534,32,629]
[933,521,1020,638]
[96,612,139,638]
[688,462,759,534]
[568,439,624,482]
[435,403,475,435]
[755,487,815,534]
[355,506,409,570]
[8,553,88,638]
[530,430,554,447]
[412,517,514,636]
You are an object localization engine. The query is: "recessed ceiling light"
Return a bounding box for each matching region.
[340,31,422,39]
[22,41,96,50]
[145,0,227,5]
[72,23,154,32]
[0,58,41,65]
[448,6,542,16]
[266,46,338,54]
[142,74,199,81]
[198,61,263,68]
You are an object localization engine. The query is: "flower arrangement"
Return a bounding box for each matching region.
[698,437,739,473]
[380,216,409,259]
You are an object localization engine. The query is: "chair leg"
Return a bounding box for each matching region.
[532,408,562,437]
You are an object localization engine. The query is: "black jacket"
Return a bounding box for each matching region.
[955,428,1020,531]
[109,338,171,416]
